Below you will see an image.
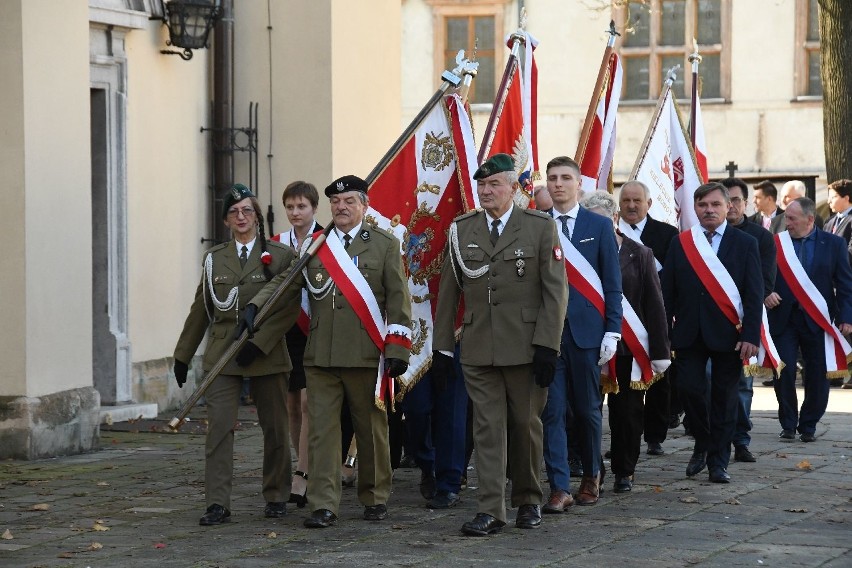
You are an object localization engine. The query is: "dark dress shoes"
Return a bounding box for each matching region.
[264,501,287,518]
[363,504,388,521]
[686,451,707,477]
[800,432,816,442]
[304,508,337,528]
[427,491,460,509]
[647,442,665,456]
[419,471,437,500]
[734,445,757,462]
[709,467,731,483]
[515,504,542,529]
[779,429,796,440]
[199,504,231,526]
[461,513,506,536]
[613,475,633,493]
[568,455,584,477]
[542,490,574,513]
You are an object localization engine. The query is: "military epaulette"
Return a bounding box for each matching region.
[367,225,395,241]
[453,209,483,223]
[523,208,553,221]
[204,241,230,257]
[266,239,289,250]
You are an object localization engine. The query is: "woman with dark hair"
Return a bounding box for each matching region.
[271,181,322,507]
[173,183,301,525]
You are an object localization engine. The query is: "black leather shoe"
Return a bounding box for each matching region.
[363,504,388,521]
[613,475,633,493]
[264,501,287,518]
[647,442,665,456]
[762,378,775,387]
[420,471,437,500]
[427,491,460,509]
[668,413,683,429]
[199,504,231,526]
[779,429,796,440]
[515,504,541,529]
[304,508,337,528]
[568,455,584,477]
[686,451,707,477]
[734,445,756,462]
[461,513,506,536]
[800,432,816,442]
[709,467,731,483]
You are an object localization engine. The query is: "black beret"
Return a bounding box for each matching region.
[473,153,515,180]
[221,184,255,219]
[325,175,368,197]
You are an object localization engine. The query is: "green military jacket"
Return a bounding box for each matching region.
[251,222,412,368]
[433,206,568,366]
[174,238,301,376]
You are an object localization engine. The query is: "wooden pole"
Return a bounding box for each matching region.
[574,21,620,165]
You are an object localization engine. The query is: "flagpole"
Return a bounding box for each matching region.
[688,39,702,147]
[366,63,465,185]
[575,21,620,165]
[629,67,679,178]
[477,32,524,163]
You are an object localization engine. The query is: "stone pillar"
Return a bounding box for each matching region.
[0,0,99,459]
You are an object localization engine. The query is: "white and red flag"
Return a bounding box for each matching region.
[366,93,479,391]
[480,32,539,207]
[579,52,623,191]
[691,93,709,182]
[631,81,704,230]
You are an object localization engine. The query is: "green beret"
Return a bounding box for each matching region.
[221,184,255,219]
[325,175,368,197]
[473,153,515,180]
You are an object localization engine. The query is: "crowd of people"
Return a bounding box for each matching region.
[172,158,852,535]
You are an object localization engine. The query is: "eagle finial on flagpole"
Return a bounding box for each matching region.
[665,64,681,87]
[453,50,479,104]
[606,19,621,47]
[688,38,703,66]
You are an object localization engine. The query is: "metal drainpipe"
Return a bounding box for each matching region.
[212,0,234,242]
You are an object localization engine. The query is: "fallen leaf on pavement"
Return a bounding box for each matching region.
[2,529,13,539]
[97,481,110,486]
[88,542,103,551]
[92,522,110,531]
[654,486,663,493]
[724,498,741,505]
[267,531,277,538]
[154,543,167,549]
[31,503,50,511]
[796,460,813,470]
[785,508,808,513]
[679,496,700,504]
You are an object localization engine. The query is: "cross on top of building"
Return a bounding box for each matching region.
[725,160,738,177]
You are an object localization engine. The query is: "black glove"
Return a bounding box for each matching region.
[532,346,558,388]
[386,358,408,378]
[173,360,188,389]
[234,303,258,340]
[430,351,456,391]
[235,341,263,367]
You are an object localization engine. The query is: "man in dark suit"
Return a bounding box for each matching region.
[767,197,852,441]
[749,180,784,233]
[824,179,852,242]
[542,156,622,507]
[720,178,777,463]
[618,180,679,455]
[662,182,763,483]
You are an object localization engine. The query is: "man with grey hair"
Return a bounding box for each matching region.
[767,197,852,440]
[779,180,807,210]
[617,180,680,455]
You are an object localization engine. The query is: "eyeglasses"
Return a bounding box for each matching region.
[227,206,255,217]
[730,197,744,204]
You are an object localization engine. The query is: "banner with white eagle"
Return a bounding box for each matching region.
[365,93,479,393]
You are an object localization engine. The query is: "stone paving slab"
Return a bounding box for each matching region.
[0,386,850,567]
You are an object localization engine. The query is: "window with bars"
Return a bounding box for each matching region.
[796,0,822,97]
[616,0,729,102]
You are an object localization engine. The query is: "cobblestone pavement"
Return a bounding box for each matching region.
[1,386,850,567]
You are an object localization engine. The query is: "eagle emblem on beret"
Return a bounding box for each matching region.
[231,187,242,200]
[337,181,345,191]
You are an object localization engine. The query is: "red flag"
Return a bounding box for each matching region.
[692,93,709,182]
[366,94,478,388]
[579,53,623,190]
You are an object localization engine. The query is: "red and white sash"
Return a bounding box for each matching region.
[618,219,662,272]
[314,230,412,409]
[558,233,655,391]
[679,226,782,376]
[775,231,852,377]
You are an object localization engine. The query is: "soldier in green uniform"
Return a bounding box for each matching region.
[432,154,568,536]
[173,184,301,526]
[245,175,412,528]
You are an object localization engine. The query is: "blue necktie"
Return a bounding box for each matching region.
[558,215,572,241]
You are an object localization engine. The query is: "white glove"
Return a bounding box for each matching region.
[598,332,620,366]
[651,359,671,374]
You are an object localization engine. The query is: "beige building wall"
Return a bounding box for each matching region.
[402,0,825,184]
[232,0,402,234]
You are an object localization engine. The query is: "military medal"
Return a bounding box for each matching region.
[516,258,526,277]
[315,273,323,282]
[515,248,525,257]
